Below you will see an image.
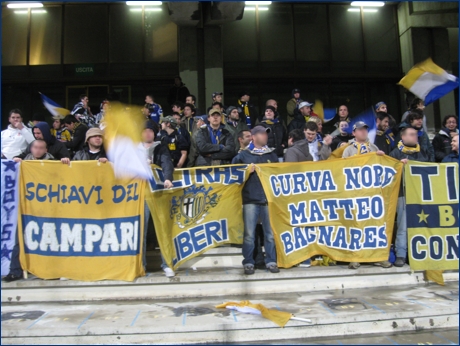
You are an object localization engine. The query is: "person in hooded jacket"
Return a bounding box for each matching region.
[194,109,235,166]
[224,106,249,156]
[14,122,70,160]
[432,115,458,162]
[259,105,287,160]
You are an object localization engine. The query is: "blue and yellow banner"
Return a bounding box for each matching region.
[256,153,402,268]
[405,161,459,271]
[18,161,145,281]
[146,165,250,270]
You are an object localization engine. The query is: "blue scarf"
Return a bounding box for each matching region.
[385,128,395,147]
[248,142,270,154]
[207,125,222,145]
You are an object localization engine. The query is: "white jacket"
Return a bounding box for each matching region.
[1,124,35,159]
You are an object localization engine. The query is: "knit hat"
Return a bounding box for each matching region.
[238,91,250,99]
[291,88,300,97]
[85,127,104,142]
[265,105,276,114]
[226,106,237,114]
[375,101,386,110]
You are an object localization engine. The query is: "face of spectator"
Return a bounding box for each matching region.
[142,107,150,117]
[239,131,252,148]
[339,121,349,135]
[65,122,75,131]
[338,106,348,119]
[240,95,249,103]
[161,122,168,130]
[377,117,389,131]
[31,140,47,159]
[142,128,155,143]
[172,105,181,113]
[445,117,458,131]
[411,117,423,129]
[252,132,268,147]
[185,96,194,105]
[401,127,418,146]
[145,96,153,104]
[88,135,103,148]
[208,113,222,127]
[377,104,387,113]
[174,77,181,87]
[53,120,61,130]
[196,119,205,128]
[214,95,223,103]
[183,107,193,118]
[229,109,240,121]
[9,113,22,128]
[451,135,459,152]
[266,100,278,111]
[33,127,44,140]
[172,114,181,123]
[300,106,311,117]
[304,129,317,143]
[417,101,425,111]
[353,127,368,142]
[293,92,300,99]
[81,96,89,107]
[264,109,275,120]
[316,121,323,133]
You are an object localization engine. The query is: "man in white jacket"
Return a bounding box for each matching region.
[1,109,35,159]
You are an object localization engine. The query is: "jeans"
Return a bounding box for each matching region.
[253,225,265,265]
[395,196,407,259]
[242,204,277,268]
[144,202,170,271]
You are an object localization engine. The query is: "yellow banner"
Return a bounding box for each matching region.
[405,161,459,271]
[18,161,145,281]
[256,153,403,268]
[146,165,250,270]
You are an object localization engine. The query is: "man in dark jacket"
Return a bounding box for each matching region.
[442,133,458,163]
[62,127,107,163]
[373,112,394,155]
[167,76,190,106]
[195,109,235,166]
[389,126,430,268]
[433,115,458,162]
[225,106,249,155]
[63,115,89,157]
[158,116,189,168]
[237,91,258,129]
[231,125,280,275]
[287,101,313,133]
[14,122,70,160]
[259,105,287,159]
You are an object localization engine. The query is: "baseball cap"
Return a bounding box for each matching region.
[194,115,207,121]
[292,88,300,94]
[374,101,386,110]
[251,125,271,135]
[85,127,104,142]
[208,109,222,116]
[299,101,314,109]
[160,116,178,127]
[212,92,223,98]
[352,121,369,131]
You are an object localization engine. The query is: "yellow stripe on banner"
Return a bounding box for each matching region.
[425,270,445,286]
[398,58,446,89]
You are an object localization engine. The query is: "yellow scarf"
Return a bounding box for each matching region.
[397,140,420,154]
[238,100,249,117]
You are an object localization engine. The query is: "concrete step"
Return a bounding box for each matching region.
[1,282,458,344]
[2,264,458,303]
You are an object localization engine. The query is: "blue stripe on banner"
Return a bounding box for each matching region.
[40,93,63,108]
[424,80,459,106]
[406,204,458,229]
[21,215,141,257]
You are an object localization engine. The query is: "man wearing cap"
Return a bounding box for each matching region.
[232,125,280,275]
[207,92,227,114]
[286,88,303,125]
[62,127,107,162]
[259,105,287,159]
[63,114,89,157]
[194,109,235,166]
[186,115,208,167]
[287,101,313,134]
[342,121,384,158]
[225,106,249,155]
[237,91,258,129]
[51,115,72,142]
[158,116,189,168]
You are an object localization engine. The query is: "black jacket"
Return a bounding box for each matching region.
[232,147,278,204]
[287,113,306,134]
[158,129,189,167]
[331,134,353,151]
[73,145,107,161]
[237,102,259,128]
[65,122,88,154]
[148,141,174,181]
[374,132,394,155]
[16,122,70,160]
[194,125,235,166]
[432,129,455,162]
[167,83,190,106]
[259,119,287,157]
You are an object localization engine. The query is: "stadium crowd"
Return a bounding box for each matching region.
[1,77,458,280]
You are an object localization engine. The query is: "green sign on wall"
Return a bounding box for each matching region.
[75,64,94,76]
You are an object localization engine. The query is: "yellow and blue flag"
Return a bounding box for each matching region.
[313,100,336,123]
[398,58,459,106]
[39,92,70,117]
